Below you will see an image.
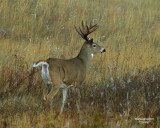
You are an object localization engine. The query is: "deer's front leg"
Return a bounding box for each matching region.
[75,82,81,114]
[46,73,61,110]
[47,84,59,110]
[60,88,68,114]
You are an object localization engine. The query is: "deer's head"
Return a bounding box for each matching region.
[75,21,106,55]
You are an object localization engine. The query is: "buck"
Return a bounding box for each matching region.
[33,21,106,114]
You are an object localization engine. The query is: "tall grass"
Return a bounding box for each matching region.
[0,0,160,127]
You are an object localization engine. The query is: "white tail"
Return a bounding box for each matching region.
[33,60,51,86]
[33,21,106,114]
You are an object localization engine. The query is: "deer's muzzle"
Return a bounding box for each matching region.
[101,48,106,53]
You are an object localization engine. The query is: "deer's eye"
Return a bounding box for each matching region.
[93,44,96,48]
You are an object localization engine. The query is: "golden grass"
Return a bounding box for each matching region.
[0,0,160,127]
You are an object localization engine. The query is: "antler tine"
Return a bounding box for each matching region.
[79,27,84,37]
[86,23,99,35]
[74,25,83,38]
[89,25,99,33]
[75,21,99,41]
[89,23,99,30]
[90,21,92,28]
[86,25,89,32]
[82,20,85,31]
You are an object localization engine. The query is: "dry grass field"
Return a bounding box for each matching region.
[0,0,160,127]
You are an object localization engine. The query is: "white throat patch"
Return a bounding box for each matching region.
[91,53,94,58]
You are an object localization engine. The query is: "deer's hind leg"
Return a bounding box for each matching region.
[46,72,62,110]
[41,65,52,108]
[42,83,51,105]
[41,85,49,110]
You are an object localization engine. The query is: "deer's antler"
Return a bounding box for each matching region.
[74,20,99,41]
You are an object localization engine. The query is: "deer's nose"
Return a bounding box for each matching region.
[102,49,106,53]
[101,48,106,53]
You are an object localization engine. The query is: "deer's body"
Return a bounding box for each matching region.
[47,43,93,85]
[33,21,105,114]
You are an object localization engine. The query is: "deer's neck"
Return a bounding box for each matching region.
[77,43,92,68]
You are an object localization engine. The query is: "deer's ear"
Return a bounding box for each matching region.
[87,38,93,45]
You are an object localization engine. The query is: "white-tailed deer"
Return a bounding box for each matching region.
[33,21,105,114]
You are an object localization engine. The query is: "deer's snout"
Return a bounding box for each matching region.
[101,48,106,53]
